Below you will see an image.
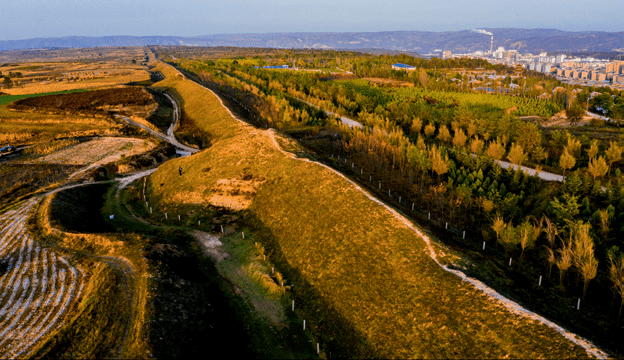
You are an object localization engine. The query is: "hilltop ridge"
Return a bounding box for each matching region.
[1,29,622,55]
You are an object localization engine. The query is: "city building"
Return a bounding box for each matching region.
[442,51,452,60]
[391,63,416,71]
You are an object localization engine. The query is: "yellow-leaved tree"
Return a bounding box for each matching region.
[587,156,609,180]
[411,118,422,135]
[424,123,436,137]
[606,141,623,175]
[571,222,598,300]
[566,133,582,158]
[507,142,527,166]
[428,145,449,180]
[559,149,576,175]
[452,128,468,148]
[587,139,599,160]
[436,126,451,143]
[486,139,506,160]
[471,136,484,154]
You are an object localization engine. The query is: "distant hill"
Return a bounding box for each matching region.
[1,29,622,55]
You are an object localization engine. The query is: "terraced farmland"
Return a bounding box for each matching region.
[0,198,84,358]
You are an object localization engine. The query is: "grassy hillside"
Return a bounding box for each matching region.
[145,62,592,358]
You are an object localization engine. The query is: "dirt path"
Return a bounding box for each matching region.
[163,93,179,138]
[118,115,197,154]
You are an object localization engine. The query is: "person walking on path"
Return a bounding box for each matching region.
[178,166,182,176]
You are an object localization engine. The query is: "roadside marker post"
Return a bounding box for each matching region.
[463,231,466,239]
[399,196,401,203]
[445,222,448,229]
[165,213,168,219]
[539,276,542,286]
[482,241,486,250]
[292,300,294,311]
[178,215,181,221]
[303,320,306,330]
[150,207,152,214]
[221,225,224,233]
[317,343,320,354]
[509,258,512,266]
[412,203,414,211]
[242,232,245,239]
[428,212,430,220]
[577,298,581,310]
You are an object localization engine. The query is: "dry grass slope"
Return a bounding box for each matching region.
[145,62,591,359]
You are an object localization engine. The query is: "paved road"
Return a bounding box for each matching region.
[117,92,197,155]
[493,159,565,182]
[296,98,363,129]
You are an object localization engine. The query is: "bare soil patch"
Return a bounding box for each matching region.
[207,178,265,211]
[29,137,155,167]
[190,230,228,263]
[541,110,594,127]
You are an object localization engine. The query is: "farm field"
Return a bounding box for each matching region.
[142,60,602,358]
[28,137,155,167]
[0,47,150,95]
[0,198,85,358]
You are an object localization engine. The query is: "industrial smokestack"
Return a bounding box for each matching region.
[471,29,495,53]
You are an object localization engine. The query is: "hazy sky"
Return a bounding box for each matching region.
[0,0,622,40]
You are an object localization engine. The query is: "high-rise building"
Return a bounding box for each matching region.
[442,50,452,60]
[556,54,566,63]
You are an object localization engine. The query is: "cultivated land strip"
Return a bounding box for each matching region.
[166,61,609,358]
[0,198,85,358]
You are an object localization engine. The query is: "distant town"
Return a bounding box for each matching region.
[440,48,624,89]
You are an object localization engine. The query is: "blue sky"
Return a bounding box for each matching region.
[0,0,621,40]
